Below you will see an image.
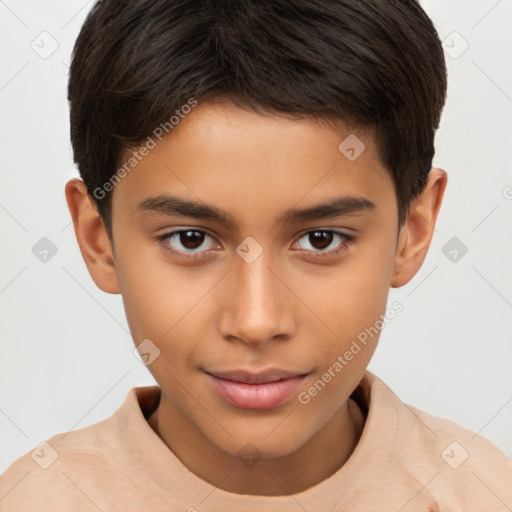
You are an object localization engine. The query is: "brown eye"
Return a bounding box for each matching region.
[159,229,218,255]
[308,231,333,250]
[293,229,353,259]
[179,230,205,249]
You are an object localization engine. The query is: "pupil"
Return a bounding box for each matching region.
[180,230,204,249]
[310,231,332,249]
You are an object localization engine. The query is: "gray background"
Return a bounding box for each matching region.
[1,0,511,474]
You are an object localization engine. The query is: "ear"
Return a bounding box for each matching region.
[391,168,448,288]
[64,178,121,294]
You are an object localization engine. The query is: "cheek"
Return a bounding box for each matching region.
[115,245,190,341]
[297,236,396,381]
[116,247,218,367]
[300,251,394,341]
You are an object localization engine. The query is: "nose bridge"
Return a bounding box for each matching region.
[220,246,293,345]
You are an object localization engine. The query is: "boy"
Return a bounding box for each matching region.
[1,0,511,510]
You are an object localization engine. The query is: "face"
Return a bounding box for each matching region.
[103,100,402,458]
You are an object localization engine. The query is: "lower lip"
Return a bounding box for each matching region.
[206,373,308,410]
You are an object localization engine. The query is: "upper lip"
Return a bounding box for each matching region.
[204,368,309,384]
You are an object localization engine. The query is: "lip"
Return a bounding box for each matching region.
[204,368,309,410]
[205,368,308,384]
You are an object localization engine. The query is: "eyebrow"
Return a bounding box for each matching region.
[135,193,376,228]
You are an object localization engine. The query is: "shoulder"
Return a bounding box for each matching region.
[368,374,512,510]
[405,401,511,473]
[0,386,162,512]
[413,405,512,509]
[0,416,118,512]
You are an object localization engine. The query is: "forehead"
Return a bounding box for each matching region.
[111,100,395,222]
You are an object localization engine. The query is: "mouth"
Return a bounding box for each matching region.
[203,368,310,410]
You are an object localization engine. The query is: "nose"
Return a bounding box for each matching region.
[217,248,296,347]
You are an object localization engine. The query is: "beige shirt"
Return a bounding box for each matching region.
[1,371,511,511]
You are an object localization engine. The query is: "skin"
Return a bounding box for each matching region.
[65,100,447,496]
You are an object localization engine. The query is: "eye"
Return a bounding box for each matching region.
[292,230,354,259]
[158,229,219,258]
[157,228,354,262]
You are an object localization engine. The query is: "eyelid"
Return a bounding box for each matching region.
[158,227,354,259]
[294,229,351,246]
[157,228,221,255]
[290,229,354,259]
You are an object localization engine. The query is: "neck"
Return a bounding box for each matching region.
[147,395,365,496]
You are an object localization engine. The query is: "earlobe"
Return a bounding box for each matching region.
[391,168,448,288]
[64,178,121,294]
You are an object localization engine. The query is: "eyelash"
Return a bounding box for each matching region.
[157,229,354,262]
